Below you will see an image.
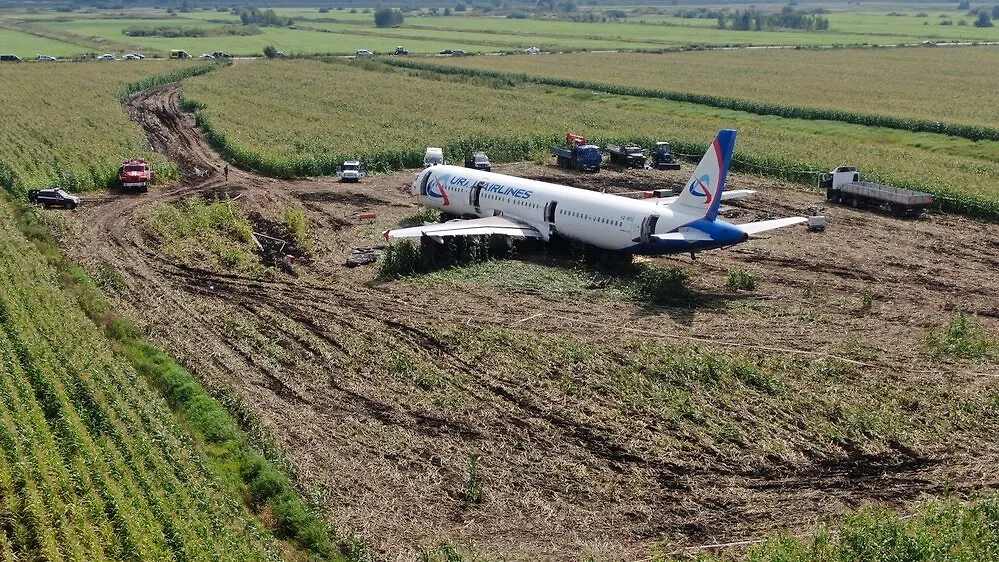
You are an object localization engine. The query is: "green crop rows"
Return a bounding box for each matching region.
[0,200,283,560]
[425,47,998,129]
[179,59,999,219]
[0,60,217,198]
[387,47,999,140]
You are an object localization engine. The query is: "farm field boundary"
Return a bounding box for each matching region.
[179,91,999,221]
[0,19,132,55]
[118,60,225,103]
[384,59,999,143]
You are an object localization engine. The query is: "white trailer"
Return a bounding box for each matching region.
[820,166,933,217]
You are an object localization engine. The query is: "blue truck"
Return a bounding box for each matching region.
[551,133,602,172]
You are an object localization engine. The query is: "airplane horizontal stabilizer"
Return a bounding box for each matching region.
[735,217,808,237]
[651,230,713,242]
[652,189,757,207]
[720,189,757,202]
[385,215,543,240]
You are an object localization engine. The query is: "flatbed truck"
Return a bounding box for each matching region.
[821,166,932,217]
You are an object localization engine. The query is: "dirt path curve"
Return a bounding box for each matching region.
[63,83,999,561]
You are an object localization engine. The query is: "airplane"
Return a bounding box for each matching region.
[385,129,806,257]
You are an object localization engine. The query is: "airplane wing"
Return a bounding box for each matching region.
[384,215,543,240]
[651,189,756,207]
[735,217,808,237]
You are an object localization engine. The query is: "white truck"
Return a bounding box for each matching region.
[424,147,444,167]
[337,160,366,182]
[820,166,933,217]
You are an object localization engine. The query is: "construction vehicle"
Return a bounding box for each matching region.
[605,144,646,168]
[650,141,682,170]
[551,133,601,172]
[821,166,932,217]
[118,159,153,192]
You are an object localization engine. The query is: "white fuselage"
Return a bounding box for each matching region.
[411,165,746,254]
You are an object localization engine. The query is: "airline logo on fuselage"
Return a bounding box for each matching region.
[426,173,451,205]
[688,174,713,206]
[447,175,533,200]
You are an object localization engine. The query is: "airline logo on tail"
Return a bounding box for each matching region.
[687,174,713,205]
[667,129,736,222]
[426,173,451,206]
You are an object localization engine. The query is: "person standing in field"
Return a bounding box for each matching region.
[223,164,229,182]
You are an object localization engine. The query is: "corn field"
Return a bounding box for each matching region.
[397,47,999,132]
[0,203,283,560]
[181,60,999,219]
[0,60,214,198]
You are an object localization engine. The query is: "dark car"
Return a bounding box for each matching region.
[464,151,491,172]
[27,188,80,209]
[439,49,453,55]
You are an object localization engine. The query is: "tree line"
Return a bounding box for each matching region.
[717,6,829,31]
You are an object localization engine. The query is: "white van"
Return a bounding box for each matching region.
[423,147,444,167]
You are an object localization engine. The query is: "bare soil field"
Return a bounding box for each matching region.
[64,84,999,560]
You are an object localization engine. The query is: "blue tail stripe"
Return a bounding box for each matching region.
[705,129,737,222]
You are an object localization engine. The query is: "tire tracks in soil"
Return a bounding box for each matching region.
[61,82,999,560]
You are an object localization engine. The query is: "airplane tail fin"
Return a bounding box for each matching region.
[667,129,737,221]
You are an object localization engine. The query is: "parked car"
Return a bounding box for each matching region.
[36,54,57,61]
[524,46,541,54]
[211,51,232,58]
[355,49,374,57]
[393,46,409,55]
[199,53,215,59]
[170,49,190,59]
[439,49,453,55]
[123,53,142,60]
[27,189,80,209]
[97,53,116,61]
[0,54,22,62]
[275,51,287,58]
[464,151,492,172]
[337,160,367,182]
[451,49,467,57]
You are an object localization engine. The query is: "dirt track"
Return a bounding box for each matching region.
[66,84,999,560]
